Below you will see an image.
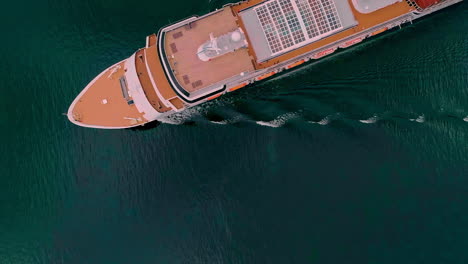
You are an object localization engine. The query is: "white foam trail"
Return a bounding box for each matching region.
[210,114,246,125]
[160,108,203,125]
[309,116,331,125]
[159,116,184,125]
[463,116,468,122]
[416,115,425,123]
[256,121,280,127]
[359,115,379,124]
[410,115,425,123]
[256,112,297,128]
[211,120,229,125]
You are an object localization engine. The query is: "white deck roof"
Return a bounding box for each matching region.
[239,0,357,62]
[351,0,403,14]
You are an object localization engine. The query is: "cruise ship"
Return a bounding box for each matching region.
[67,0,463,129]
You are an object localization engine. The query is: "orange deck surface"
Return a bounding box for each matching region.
[70,61,147,128]
[163,7,255,92]
[135,49,171,113]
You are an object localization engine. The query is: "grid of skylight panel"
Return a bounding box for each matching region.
[307,0,331,34]
[294,0,320,38]
[278,0,306,43]
[255,0,342,54]
[266,1,295,49]
[320,0,341,30]
[256,5,284,53]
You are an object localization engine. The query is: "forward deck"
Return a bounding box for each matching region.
[68,61,147,128]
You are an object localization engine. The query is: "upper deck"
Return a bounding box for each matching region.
[157,0,416,103]
[232,0,415,68]
[239,0,358,62]
[160,7,255,101]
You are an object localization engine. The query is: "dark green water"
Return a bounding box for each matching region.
[1,0,467,263]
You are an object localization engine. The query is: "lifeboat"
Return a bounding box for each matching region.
[228,83,248,92]
[312,48,337,59]
[415,0,441,8]
[207,93,222,101]
[255,71,276,81]
[339,37,364,48]
[370,27,388,36]
[286,60,306,69]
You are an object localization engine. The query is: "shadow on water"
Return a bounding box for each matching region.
[129,121,161,131]
[130,120,202,131]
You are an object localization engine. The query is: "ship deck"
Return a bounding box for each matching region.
[163,7,255,93]
[232,0,415,68]
[144,42,185,110]
[68,61,147,128]
[135,49,172,113]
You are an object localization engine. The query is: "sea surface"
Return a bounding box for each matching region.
[1,1,467,263]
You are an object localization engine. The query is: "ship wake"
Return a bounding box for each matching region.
[256,112,299,128]
[160,106,468,127]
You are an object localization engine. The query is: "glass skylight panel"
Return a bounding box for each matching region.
[278,0,306,43]
[267,1,295,49]
[307,0,331,34]
[255,0,343,55]
[256,5,283,53]
[294,0,320,38]
[321,0,342,30]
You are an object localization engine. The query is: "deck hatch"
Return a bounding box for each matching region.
[119,76,130,101]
